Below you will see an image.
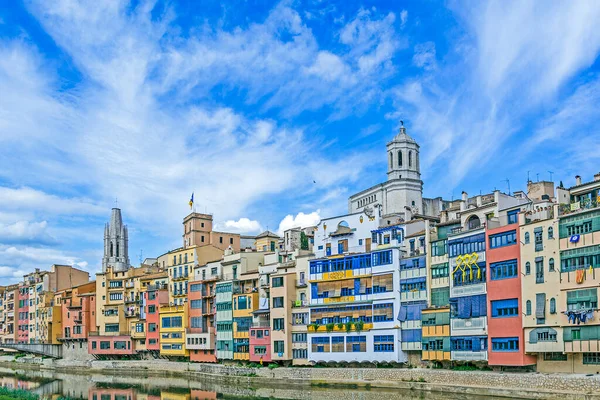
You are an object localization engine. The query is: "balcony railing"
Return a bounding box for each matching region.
[125,281,135,288]
[251,321,271,328]
[147,283,167,291]
[559,198,599,216]
[291,300,308,308]
[89,331,130,336]
[295,279,307,288]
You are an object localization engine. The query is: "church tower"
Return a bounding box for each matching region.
[102,208,130,272]
[384,123,424,216]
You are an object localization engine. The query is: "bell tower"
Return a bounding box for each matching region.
[384,122,424,216]
[102,208,130,272]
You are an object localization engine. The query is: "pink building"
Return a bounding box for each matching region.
[486,221,536,367]
[17,286,28,343]
[88,334,135,356]
[249,327,271,363]
[58,281,96,342]
[145,286,168,351]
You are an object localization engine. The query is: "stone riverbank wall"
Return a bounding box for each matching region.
[4,357,600,400]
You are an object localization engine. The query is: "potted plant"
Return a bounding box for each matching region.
[354,320,364,333]
[309,322,320,332]
[325,323,335,333]
[336,322,344,331]
[345,321,353,333]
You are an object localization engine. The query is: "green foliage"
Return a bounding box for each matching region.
[354,320,364,333]
[309,322,320,332]
[344,321,353,333]
[0,387,39,400]
[300,232,309,250]
[268,363,279,370]
[325,323,335,333]
[247,362,262,368]
[336,322,344,331]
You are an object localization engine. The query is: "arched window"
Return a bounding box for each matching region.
[398,151,402,167]
[409,150,412,167]
[550,298,556,314]
[390,152,393,169]
[526,300,532,315]
[549,258,555,272]
[416,152,420,170]
[184,253,188,263]
[524,232,530,244]
[116,243,119,257]
[467,215,481,230]
[110,243,113,257]
[525,262,531,275]
[548,227,554,239]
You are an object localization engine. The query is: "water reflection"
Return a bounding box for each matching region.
[0,367,510,400]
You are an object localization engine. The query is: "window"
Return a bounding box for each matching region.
[292,333,307,343]
[312,337,330,353]
[536,330,557,342]
[491,299,519,317]
[491,337,519,352]
[548,227,554,239]
[148,305,156,314]
[190,300,202,309]
[507,210,519,224]
[374,335,394,352]
[272,277,284,288]
[109,280,123,288]
[400,279,426,292]
[293,349,307,359]
[550,298,556,314]
[536,259,544,283]
[543,352,567,361]
[292,312,308,325]
[254,346,266,355]
[489,230,517,248]
[549,258,555,272]
[431,287,450,307]
[109,292,123,301]
[237,296,248,310]
[490,259,518,280]
[525,262,531,275]
[100,341,110,350]
[161,316,182,328]
[91,341,97,350]
[216,302,232,311]
[273,318,285,331]
[534,229,543,251]
[190,284,202,292]
[566,288,598,311]
[273,297,284,308]
[373,303,393,322]
[526,300,532,315]
[346,336,366,352]
[431,263,449,279]
[566,221,593,236]
[372,250,392,266]
[230,237,234,244]
[358,239,363,245]
[148,323,157,332]
[114,341,127,350]
[105,324,119,333]
[583,353,600,365]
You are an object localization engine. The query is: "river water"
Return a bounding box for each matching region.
[0,366,510,400]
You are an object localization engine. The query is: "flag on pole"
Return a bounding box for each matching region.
[189,193,194,210]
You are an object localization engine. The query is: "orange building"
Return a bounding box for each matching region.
[486,220,536,367]
[56,281,96,348]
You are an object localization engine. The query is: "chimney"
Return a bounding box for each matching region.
[460,191,467,212]
[476,195,482,207]
[576,175,582,186]
[595,173,600,182]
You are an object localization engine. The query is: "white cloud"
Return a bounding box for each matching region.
[0,187,105,216]
[277,211,321,235]
[400,10,408,28]
[217,218,263,234]
[0,220,56,245]
[412,42,436,71]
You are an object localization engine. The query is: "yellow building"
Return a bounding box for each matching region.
[421,307,451,362]
[232,278,259,361]
[159,304,188,357]
[255,231,280,253]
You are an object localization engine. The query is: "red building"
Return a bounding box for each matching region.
[486,218,536,367]
[57,281,96,345]
[249,327,271,363]
[17,286,28,343]
[88,334,135,356]
[144,284,168,352]
[187,266,219,363]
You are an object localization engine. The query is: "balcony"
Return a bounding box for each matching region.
[125,297,139,304]
[401,290,427,302]
[173,274,189,282]
[259,277,270,288]
[451,350,488,361]
[131,329,146,339]
[147,283,167,291]
[125,281,135,288]
[281,260,296,268]
[89,331,130,336]
[172,290,188,297]
[422,350,451,361]
[450,282,486,298]
[559,198,599,217]
[451,317,487,336]
[295,279,307,288]
[125,311,140,318]
[401,341,421,351]
[291,299,308,308]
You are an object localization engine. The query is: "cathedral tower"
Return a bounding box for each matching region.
[102,208,130,272]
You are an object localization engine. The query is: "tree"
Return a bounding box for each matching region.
[301,232,309,250]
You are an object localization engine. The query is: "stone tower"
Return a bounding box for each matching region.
[385,123,424,215]
[102,208,130,272]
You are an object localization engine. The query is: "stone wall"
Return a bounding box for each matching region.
[61,341,94,362]
[41,359,600,399]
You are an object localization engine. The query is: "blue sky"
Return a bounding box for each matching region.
[1,0,600,284]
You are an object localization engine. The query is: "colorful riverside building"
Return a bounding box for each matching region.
[307,211,406,364]
[448,191,529,363]
[0,285,18,343]
[398,220,429,364]
[421,213,460,363]
[187,261,221,362]
[519,183,563,371]
[554,174,600,373]
[142,278,168,354]
[486,206,536,368]
[215,251,264,360]
[56,281,96,354]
